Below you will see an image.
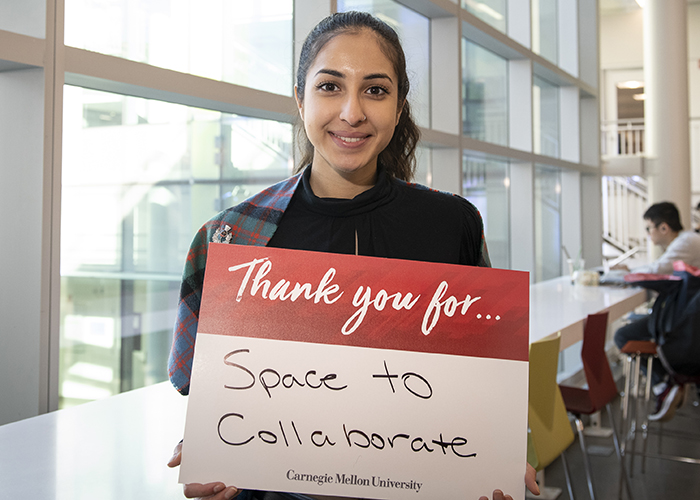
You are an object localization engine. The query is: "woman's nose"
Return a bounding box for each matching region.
[339,95,366,126]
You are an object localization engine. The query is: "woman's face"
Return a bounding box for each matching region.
[296,30,403,186]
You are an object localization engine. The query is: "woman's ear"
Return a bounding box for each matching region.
[294,85,304,121]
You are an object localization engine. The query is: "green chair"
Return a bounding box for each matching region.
[528,332,576,499]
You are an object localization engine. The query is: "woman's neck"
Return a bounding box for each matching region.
[308,163,378,199]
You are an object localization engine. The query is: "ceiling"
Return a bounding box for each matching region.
[600,0,700,15]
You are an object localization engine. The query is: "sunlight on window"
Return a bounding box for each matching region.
[533,76,560,157]
[68,362,115,383]
[462,38,508,146]
[463,0,506,32]
[463,154,510,269]
[64,315,116,348]
[61,380,113,401]
[64,0,293,96]
[59,85,293,408]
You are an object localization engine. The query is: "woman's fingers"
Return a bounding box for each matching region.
[169,441,239,499]
[167,441,183,468]
[525,462,540,495]
[492,490,513,500]
[478,490,513,500]
[183,482,239,499]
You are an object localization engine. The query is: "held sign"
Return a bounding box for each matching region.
[179,243,529,499]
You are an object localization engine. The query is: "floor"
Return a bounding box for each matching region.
[538,383,700,499]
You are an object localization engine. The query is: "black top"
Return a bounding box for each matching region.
[267,166,485,266]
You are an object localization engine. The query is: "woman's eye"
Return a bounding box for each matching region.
[367,86,388,96]
[317,82,339,92]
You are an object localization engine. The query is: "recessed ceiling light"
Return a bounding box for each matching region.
[617,80,644,89]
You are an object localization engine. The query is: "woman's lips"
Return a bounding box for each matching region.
[329,131,370,146]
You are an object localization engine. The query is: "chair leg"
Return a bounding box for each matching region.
[630,355,642,474]
[560,451,576,500]
[621,354,632,443]
[619,353,633,486]
[623,355,640,477]
[606,403,635,500]
[574,416,596,500]
[640,355,654,474]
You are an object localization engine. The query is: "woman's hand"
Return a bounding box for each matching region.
[477,462,540,500]
[478,490,512,500]
[525,462,539,495]
[167,440,240,499]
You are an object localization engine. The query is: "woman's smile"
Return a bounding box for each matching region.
[329,131,370,145]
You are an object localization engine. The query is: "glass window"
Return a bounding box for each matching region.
[534,165,561,282]
[462,0,506,33]
[60,86,292,407]
[337,0,431,127]
[462,38,508,146]
[64,0,293,96]
[533,75,559,157]
[463,154,510,269]
[532,0,558,64]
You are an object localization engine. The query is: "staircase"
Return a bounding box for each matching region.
[602,176,647,259]
[601,119,648,261]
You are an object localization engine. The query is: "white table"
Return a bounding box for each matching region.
[530,276,647,350]
[0,381,187,499]
[0,278,647,498]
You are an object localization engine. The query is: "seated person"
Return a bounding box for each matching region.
[614,201,700,421]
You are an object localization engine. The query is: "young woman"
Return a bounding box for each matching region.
[167,11,537,500]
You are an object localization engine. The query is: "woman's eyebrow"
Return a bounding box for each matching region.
[315,68,344,78]
[314,69,393,83]
[364,73,393,83]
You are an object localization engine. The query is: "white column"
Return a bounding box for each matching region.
[643,0,691,227]
[510,162,535,278]
[0,69,46,425]
[561,170,582,275]
[431,148,462,195]
[430,16,460,136]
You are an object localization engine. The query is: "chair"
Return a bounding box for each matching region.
[558,312,635,500]
[528,333,576,499]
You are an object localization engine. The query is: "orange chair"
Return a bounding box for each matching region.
[559,312,635,500]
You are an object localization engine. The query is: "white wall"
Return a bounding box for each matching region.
[599,9,643,70]
[0,0,45,38]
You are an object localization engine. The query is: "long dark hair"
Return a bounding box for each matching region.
[294,11,420,181]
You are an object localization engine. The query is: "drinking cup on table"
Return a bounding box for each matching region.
[567,258,585,283]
